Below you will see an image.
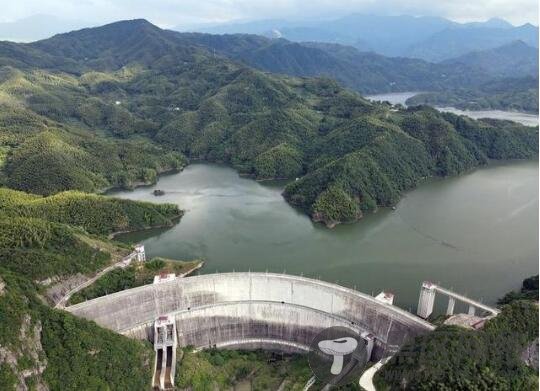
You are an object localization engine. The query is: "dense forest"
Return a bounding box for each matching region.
[0,19,537,390]
[374,276,539,390]
[0,189,181,389]
[173,33,539,111]
[174,32,491,94]
[0,268,154,391]
[0,19,536,227]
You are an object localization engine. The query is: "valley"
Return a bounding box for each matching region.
[0,12,537,391]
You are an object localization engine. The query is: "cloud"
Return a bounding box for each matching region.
[2,0,538,27]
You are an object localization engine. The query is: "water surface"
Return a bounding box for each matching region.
[437,106,539,127]
[365,92,420,106]
[366,92,539,126]
[113,161,538,311]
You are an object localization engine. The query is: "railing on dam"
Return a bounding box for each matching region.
[65,272,434,359]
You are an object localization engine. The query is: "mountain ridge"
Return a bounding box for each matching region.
[0,19,536,225]
[188,14,538,60]
[442,40,538,78]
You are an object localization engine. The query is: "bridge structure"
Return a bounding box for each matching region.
[417,281,500,319]
[65,272,435,363]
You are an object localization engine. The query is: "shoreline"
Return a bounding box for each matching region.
[109,157,537,230]
[100,166,185,195]
[107,213,184,239]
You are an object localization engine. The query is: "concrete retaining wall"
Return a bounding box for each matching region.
[66,273,434,358]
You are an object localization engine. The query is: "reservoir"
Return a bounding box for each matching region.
[365,92,539,127]
[112,160,538,312]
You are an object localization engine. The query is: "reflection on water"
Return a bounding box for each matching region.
[113,161,538,310]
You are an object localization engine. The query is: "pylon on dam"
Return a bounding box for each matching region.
[417,281,500,319]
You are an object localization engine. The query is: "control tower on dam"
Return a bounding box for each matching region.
[65,272,434,359]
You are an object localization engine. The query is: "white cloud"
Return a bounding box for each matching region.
[2,0,538,27]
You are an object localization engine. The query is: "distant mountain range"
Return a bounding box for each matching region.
[3,13,537,63]
[406,23,538,62]
[442,40,538,78]
[0,14,537,109]
[175,32,538,96]
[189,14,538,61]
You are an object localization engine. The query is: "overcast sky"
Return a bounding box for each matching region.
[2,0,538,27]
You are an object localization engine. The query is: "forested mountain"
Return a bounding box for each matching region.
[407,41,538,114]
[442,40,539,78]
[407,23,539,62]
[0,18,537,390]
[175,32,489,94]
[0,19,536,226]
[191,14,539,60]
[174,31,538,108]
[0,187,182,390]
[375,299,539,389]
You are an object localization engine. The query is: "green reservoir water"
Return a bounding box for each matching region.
[112,161,538,311]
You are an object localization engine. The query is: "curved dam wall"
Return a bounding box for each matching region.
[66,273,434,358]
[126,301,366,354]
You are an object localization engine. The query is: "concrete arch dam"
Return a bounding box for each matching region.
[65,273,434,359]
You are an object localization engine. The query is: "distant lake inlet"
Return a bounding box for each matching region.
[365,92,539,126]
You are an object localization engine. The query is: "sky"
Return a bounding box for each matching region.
[1,0,538,28]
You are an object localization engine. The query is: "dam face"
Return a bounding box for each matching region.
[66,273,434,359]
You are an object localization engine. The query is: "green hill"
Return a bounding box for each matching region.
[0,188,181,390]
[174,32,490,94]
[0,19,536,227]
[0,268,153,391]
[375,280,539,390]
[0,188,182,235]
[0,188,181,391]
[284,107,536,226]
[442,40,538,79]
[0,188,181,280]
[0,19,536,389]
